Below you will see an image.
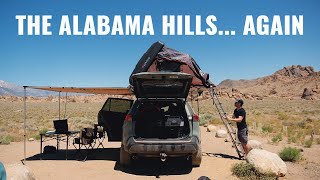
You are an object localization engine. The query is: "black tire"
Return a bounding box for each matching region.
[192,145,202,167]
[120,144,131,166]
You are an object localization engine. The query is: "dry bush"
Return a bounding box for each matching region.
[70,98,77,103]
[271,133,283,144]
[304,138,313,148]
[262,125,273,134]
[279,147,301,162]
[46,95,54,101]
[0,135,14,145]
[231,162,276,179]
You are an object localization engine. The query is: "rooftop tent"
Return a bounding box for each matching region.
[129,41,214,88]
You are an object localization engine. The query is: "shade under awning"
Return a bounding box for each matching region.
[25,86,133,95]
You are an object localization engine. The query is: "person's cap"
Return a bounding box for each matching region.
[235,99,244,105]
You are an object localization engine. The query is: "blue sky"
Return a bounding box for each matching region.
[1,0,319,87]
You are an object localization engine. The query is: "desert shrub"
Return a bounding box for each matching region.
[33,128,49,140]
[279,147,301,162]
[296,131,304,139]
[277,112,289,121]
[304,138,313,148]
[262,125,273,133]
[203,113,213,120]
[297,121,306,128]
[231,162,276,179]
[33,134,40,140]
[199,113,213,126]
[271,133,283,143]
[0,135,14,145]
[46,95,54,101]
[39,128,49,134]
[199,119,207,126]
[287,136,297,144]
[209,118,222,125]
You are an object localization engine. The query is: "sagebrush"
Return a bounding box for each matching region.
[279,147,301,162]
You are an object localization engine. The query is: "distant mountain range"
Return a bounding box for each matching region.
[1,65,319,98]
[0,80,53,97]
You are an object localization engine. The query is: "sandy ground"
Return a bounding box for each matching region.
[1,127,319,180]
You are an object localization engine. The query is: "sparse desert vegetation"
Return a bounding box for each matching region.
[197,97,320,148]
[1,96,320,147]
[0,98,106,144]
[0,95,319,179]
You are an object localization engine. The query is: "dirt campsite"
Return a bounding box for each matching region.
[0,89,320,179]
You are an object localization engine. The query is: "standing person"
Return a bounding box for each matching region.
[224,99,252,155]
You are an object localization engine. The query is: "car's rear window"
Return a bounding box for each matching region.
[139,80,186,97]
[102,99,132,113]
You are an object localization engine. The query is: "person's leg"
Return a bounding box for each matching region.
[238,128,252,155]
[241,143,252,154]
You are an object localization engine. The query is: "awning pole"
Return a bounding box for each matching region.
[59,92,61,119]
[64,92,68,119]
[23,86,27,164]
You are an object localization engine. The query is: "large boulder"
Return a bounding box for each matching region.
[215,129,227,138]
[6,163,35,180]
[246,149,287,177]
[206,125,217,132]
[302,88,313,100]
[248,140,263,149]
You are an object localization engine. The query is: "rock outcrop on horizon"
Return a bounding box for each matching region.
[216,65,320,100]
[1,65,319,100]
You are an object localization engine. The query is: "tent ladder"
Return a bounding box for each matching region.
[209,87,245,159]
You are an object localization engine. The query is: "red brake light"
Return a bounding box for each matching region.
[193,114,199,121]
[125,114,132,121]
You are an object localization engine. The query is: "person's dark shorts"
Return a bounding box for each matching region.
[237,128,248,144]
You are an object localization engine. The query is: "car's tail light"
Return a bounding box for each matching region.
[193,114,199,121]
[125,114,132,121]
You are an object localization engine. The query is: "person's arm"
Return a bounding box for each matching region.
[226,115,243,122]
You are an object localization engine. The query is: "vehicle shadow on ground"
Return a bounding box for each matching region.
[202,152,240,160]
[25,148,193,177]
[114,157,193,177]
[25,148,119,161]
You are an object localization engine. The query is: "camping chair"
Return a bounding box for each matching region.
[93,124,105,149]
[73,128,95,161]
[53,119,68,133]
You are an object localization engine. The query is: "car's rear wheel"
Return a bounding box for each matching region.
[120,144,131,166]
[192,146,202,167]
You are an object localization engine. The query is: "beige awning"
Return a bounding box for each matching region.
[25,86,133,95]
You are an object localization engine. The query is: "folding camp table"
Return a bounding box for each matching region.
[40,130,79,160]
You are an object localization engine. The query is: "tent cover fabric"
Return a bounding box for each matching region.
[130,41,214,88]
